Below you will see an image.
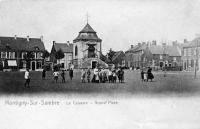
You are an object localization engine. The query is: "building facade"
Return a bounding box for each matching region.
[73,23,104,68]
[125,41,182,70]
[0,35,45,71]
[182,37,200,71]
[50,41,73,70]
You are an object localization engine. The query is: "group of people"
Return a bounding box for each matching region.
[81,67,125,83]
[141,67,154,82]
[52,68,74,83]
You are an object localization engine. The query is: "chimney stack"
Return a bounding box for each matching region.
[184,39,188,43]
[152,40,157,45]
[40,35,43,42]
[131,45,134,49]
[67,41,70,46]
[14,35,17,40]
[27,36,30,42]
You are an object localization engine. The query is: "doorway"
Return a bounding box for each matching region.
[31,61,36,71]
[91,61,97,69]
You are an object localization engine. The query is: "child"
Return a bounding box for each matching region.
[108,69,113,83]
[81,69,86,83]
[143,71,147,82]
[141,70,144,81]
[61,70,65,83]
[112,70,117,83]
[86,68,91,83]
[53,70,59,83]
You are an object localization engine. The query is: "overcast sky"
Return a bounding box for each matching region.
[0,0,200,53]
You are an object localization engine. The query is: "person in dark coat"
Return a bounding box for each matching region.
[147,67,154,82]
[42,68,46,80]
[141,69,144,81]
[69,68,73,80]
[61,70,65,83]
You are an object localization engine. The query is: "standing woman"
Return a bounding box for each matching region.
[86,68,91,83]
[69,68,73,80]
[42,68,46,80]
[147,67,154,82]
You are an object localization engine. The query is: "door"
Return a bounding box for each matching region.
[32,61,36,71]
[91,61,97,69]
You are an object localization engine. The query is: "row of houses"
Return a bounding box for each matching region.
[124,37,200,71]
[0,23,199,71]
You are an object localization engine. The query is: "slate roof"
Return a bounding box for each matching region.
[112,51,124,61]
[80,23,96,33]
[54,43,73,53]
[166,46,181,56]
[126,43,181,57]
[0,36,45,51]
[183,37,200,48]
[73,23,102,42]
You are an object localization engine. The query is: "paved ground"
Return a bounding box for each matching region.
[0,70,200,97]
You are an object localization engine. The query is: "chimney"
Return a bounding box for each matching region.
[184,39,188,43]
[14,35,17,40]
[67,41,70,46]
[27,36,30,42]
[131,45,134,48]
[152,40,157,45]
[40,35,43,42]
[53,41,56,45]
[172,40,178,46]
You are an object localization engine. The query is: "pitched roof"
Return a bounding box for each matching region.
[183,37,200,48]
[166,46,181,56]
[148,45,163,55]
[54,43,73,53]
[112,51,124,61]
[0,36,45,51]
[80,23,96,33]
[73,23,102,42]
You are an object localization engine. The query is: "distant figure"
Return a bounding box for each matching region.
[86,68,91,83]
[92,67,99,83]
[147,67,154,82]
[69,68,73,80]
[81,69,86,83]
[141,69,144,81]
[24,68,30,88]
[61,70,65,83]
[108,69,113,83]
[112,70,117,83]
[53,70,59,83]
[42,68,46,80]
[118,68,124,83]
[144,71,148,82]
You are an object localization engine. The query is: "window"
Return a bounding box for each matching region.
[75,46,78,56]
[160,55,163,60]
[1,52,7,58]
[68,55,72,61]
[9,52,15,59]
[184,49,187,56]
[173,57,176,61]
[188,48,191,56]
[22,61,26,68]
[37,52,43,59]
[36,61,42,69]
[21,52,27,59]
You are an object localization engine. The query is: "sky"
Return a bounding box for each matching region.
[0,0,200,54]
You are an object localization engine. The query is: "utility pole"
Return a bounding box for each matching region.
[194,40,199,79]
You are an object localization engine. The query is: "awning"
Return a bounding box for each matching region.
[8,60,17,66]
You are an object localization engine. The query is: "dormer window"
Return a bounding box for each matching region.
[35,46,39,50]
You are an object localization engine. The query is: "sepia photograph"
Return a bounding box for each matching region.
[0,0,200,129]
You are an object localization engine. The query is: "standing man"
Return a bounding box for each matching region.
[24,68,30,88]
[42,68,46,80]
